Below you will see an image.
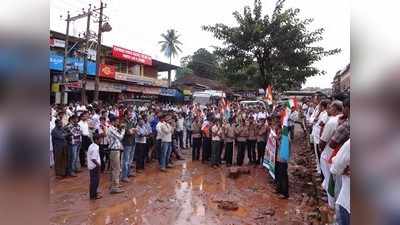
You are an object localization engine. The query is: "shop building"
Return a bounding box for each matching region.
[49,30,179,104]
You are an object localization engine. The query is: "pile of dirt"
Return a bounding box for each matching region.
[228,166,251,179]
[213,200,239,211]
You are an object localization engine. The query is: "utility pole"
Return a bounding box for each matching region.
[94,1,104,103]
[61,11,70,106]
[81,5,92,105]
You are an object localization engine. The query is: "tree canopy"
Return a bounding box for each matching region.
[179,48,219,80]
[202,0,340,92]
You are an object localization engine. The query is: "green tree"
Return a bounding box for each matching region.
[203,0,340,92]
[186,48,219,80]
[158,29,183,86]
[175,67,193,80]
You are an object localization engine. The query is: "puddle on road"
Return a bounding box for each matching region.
[50,148,318,225]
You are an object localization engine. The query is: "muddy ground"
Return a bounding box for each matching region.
[50,127,333,225]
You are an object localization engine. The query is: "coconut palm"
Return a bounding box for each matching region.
[158,29,183,87]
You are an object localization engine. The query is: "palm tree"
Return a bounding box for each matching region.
[158,29,183,87]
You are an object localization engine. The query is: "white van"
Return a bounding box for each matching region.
[193,90,225,106]
[240,100,267,109]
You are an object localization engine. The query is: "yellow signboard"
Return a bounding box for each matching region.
[183,90,192,95]
[52,83,60,93]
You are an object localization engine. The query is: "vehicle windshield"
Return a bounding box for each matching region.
[193,96,210,105]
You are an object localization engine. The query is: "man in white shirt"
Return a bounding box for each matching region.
[76,103,87,117]
[330,139,350,225]
[159,116,173,171]
[78,111,91,169]
[311,100,329,174]
[257,108,267,121]
[87,134,102,200]
[319,100,343,208]
[288,107,299,140]
[91,108,101,131]
[176,113,184,149]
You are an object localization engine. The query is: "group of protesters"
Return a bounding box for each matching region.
[50,95,349,225]
[301,95,350,225]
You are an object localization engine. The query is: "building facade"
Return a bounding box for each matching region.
[332,63,350,96]
[49,30,179,104]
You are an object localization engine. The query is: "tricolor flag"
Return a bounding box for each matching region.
[265,85,273,105]
[281,97,298,127]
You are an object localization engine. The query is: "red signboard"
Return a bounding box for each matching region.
[99,64,116,79]
[112,46,152,66]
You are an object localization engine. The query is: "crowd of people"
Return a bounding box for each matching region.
[50,95,349,225]
[301,95,350,225]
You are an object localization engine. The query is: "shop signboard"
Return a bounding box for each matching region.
[142,86,161,95]
[263,129,277,179]
[160,88,177,97]
[49,38,66,48]
[112,46,152,66]
[64,81,82,89]
[115,72,154,85]
[183,90,192,95]
[51,83,60,93]
[99,64,116,79]
[154,79,168,87]
[49,51,96,75]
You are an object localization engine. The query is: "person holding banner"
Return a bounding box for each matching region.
[274,114,290,199]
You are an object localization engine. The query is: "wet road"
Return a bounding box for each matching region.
[50,132,323,225]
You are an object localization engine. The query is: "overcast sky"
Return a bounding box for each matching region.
[50,0,349,89]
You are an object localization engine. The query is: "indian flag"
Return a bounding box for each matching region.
[265,85,273,105]
[281,97,298,127]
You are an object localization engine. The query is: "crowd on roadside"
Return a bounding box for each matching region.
[300,95,350,225]
[50,95,350,225]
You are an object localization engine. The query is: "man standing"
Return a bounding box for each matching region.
[288,106,298,140]
[311,100,329,174]
[176,113,185,149]
[201,119,212,163]
[191,116,202,161]
[330,139,350,225]
[107,116,125,194]
[160,115,173,172]
[78,111,91,168]
[135,119,148,172]
[247,119,257,164]
[65,115,81,177]
[235,119,248,166]
[87,134,102,200]
[51,119,68,178]
[223,118,235,166]
[121,111,136,183]
[184,112,193,149]
[211,119,223,168]
[256,118,268,166]
[97,116,110,173]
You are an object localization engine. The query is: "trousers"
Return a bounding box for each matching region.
[135,143,146,170]
[257,141,266,165]
[160,142,172,169]
[237,141,246,166]
[275,161,289,197]
[192,137,201,160]
[247,140,257,164]
[211,140,221,166]
[121,145,134,179]
[89,167,100,199]
[202,137,211,162]
[109,150,121,191]
[224,142,233,165]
